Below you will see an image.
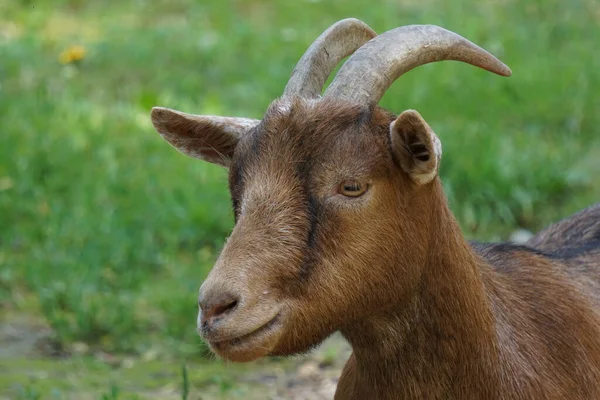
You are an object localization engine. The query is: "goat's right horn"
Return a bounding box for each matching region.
[323,24,511,105]
[282,18,377,99]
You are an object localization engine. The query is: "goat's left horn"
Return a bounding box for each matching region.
[323,24,511,105]
[282,18,377,99]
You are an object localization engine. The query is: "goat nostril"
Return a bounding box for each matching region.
[212,299,238,317]
[200,292,239,324]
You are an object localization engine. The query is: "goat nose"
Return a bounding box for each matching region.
[199,291,239,325]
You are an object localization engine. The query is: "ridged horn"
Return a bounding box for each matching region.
[323,24,511,104]
[282,18,377,99]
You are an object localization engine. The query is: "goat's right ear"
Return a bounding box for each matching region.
[150,107,260,168]
[389,110,442,185]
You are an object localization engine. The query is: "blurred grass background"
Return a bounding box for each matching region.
[1,0,599,398]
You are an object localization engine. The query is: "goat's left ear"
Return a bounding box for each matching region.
[151,107,260,168]
[390,110,442,185]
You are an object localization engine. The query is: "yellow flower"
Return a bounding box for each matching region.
[59,45,86,64]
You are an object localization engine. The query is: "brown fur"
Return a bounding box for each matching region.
[151,97,600,399]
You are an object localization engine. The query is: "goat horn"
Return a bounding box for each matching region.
[283,18,377,99]
[323,25,511,105]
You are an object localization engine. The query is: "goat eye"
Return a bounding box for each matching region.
[339,180,367,197]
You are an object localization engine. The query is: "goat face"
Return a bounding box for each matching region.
[152,97,444,361]
[150,19,510,362]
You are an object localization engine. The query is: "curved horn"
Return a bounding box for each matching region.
[323,25,511,105]
[282,18,377,99]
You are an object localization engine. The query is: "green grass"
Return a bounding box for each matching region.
[2,354,290,399]
[1,0,599,397]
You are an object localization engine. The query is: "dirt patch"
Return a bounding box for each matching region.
[0,314,62,358]
[243,335,351,399]
[0,313,352,399]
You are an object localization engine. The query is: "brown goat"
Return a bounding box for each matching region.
[150,19,600,399]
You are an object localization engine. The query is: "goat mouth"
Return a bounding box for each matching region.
[209,313,281,354]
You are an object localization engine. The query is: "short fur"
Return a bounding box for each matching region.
[151,95,600,399]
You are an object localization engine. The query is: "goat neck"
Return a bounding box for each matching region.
[337,180,500,399]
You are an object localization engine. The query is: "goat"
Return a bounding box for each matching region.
[150,19,600,399]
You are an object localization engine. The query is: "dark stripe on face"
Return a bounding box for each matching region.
[229,125,264,222]
[229,160,243,222]
[306,194,320,250]
[296,157,321,282]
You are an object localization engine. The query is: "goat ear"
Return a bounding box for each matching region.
[390,110,442,185]
[150,107,260,168]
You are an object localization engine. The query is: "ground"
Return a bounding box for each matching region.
[1,312,349,399]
